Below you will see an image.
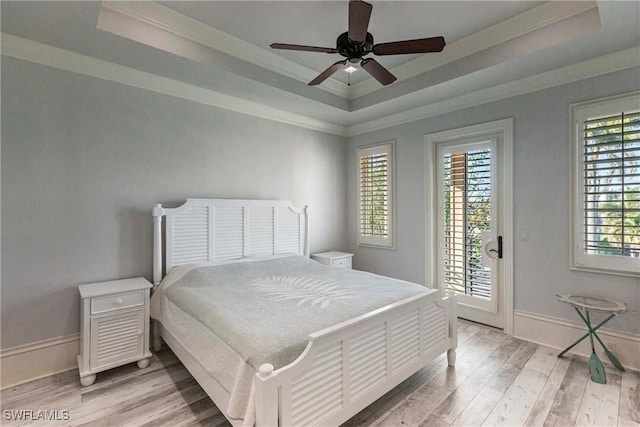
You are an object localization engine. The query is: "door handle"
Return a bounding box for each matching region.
[488,236,503,259]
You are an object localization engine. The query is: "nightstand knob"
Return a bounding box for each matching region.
[115,299,123,305]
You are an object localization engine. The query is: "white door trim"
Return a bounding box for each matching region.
[425,118,514,335]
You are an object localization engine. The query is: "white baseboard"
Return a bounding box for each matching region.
[513,310,640,372]
[1,334,79,389]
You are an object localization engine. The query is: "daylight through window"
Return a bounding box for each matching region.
[572,93,640,276]
[583,112,640,258]
[358,142,394,248]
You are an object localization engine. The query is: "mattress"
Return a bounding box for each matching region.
[150,255,433,425]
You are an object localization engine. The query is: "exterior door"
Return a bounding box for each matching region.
[436,135,504,328]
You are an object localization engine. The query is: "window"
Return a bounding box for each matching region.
[571,92,640,276]
[357,142,394,248]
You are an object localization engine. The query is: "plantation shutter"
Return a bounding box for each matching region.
[442,148,493,298]
[358,143,394,247]
[583,111,640,258]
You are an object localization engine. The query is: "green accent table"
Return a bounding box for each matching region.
[557,294,627,384]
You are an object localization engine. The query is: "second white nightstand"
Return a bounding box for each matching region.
[78,277,153,386]
[311,251,354,269]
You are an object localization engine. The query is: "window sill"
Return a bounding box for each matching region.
[570,264,640,279]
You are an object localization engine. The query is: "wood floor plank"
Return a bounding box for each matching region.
[431,330,507,391]
[524,345,561,376]
[485,341,538,393]
[481,367,549,426]
[430,355,506,423]
[419,415,451,427]
[373,404,425,426]
[0,369,79,404]
[543,413,576,427]
[134,396,222,427]
[450,386,502,427]
[576,368,622,427]
[619,370,640,424]
[524,356,571,427]
[617,416,640,427]
[545,356,590,425]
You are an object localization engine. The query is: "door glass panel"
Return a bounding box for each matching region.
[442,147,492,299]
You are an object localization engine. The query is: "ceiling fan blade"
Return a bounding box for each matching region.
[308,60,348,86]
[372,36,446,55]
[360,58,396,85]
[348,0,372,44]
[270,43,337,53]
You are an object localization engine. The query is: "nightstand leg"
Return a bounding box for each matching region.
[80,374,96,387]
[447,349,456,367]
[137,358,150,369]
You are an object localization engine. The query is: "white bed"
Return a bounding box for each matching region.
[151,199,457,427]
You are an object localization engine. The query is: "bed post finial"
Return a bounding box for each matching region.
[153,204,163,286]
[255,363,278,427]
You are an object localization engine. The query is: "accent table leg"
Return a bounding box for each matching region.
[447,349,456,367]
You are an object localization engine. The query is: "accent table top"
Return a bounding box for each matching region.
[557,294,627,314]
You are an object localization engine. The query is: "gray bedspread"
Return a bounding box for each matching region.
[164,256,431,370]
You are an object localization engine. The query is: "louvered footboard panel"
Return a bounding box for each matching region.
[349,324,387,400]
[390,309,421,371]
[290,343,344,426]
[278,293,454,427]
[422,300,448,352]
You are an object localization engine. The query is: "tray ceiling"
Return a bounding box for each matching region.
[2,1,639,135]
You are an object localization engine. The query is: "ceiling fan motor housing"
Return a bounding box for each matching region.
[337,31,374,61]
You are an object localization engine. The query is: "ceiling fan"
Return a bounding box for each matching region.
[270,0,446,86]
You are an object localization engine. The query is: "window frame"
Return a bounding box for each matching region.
[570,92,640,277]
[357,141,395,249]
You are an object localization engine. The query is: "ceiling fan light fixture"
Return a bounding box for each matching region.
[271,0,446,87]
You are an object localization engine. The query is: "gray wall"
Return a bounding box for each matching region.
[346,67,640,335]
[1,57,347,348]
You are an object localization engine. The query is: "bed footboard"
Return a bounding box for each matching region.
[254,290,457,427]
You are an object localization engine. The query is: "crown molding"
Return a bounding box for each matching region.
[101,1,597,101]
[1,33,347,137]
[101,1,349,98]
[2,33,637,139]
[348,1,598,99]
[345,47,640,136]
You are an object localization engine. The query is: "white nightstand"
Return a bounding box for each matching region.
[311,251,354,269]
[78,277,153,386]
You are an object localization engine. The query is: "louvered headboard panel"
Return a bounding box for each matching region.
[153,199,309,284]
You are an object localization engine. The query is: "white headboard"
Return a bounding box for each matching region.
[153,199,309,284]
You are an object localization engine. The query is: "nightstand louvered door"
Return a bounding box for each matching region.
[90,308,144,370]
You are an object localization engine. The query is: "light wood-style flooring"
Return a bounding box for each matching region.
[2,320,638,426]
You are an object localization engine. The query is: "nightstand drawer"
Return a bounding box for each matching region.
[91,291,144,314]
[332,257,352,269]
[311,251,354,269]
